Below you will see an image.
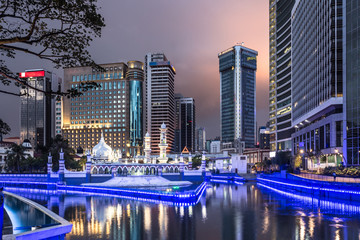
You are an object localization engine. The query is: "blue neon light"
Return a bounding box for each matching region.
[0,181,208,205]
[258,177,360,195]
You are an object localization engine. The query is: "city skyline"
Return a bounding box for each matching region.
[0,0,269,140]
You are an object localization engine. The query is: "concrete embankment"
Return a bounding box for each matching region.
[258,174,360,202]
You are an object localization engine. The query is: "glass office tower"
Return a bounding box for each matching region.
[291,0,344,164]
[219,45,258,148]
[345,0,360,165]
[19,70,56,148]
[269,0,295,153]
[127,61,144,149]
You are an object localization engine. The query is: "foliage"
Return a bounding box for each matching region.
[0,118,11,136]
[0,0,105,98]
[191,155,202,169]
[321,166,360,177]
[6,143,25,172]
[22,156,46,173]
[39,135,81,171]
[272,151,291,167]
[293,154,302,169]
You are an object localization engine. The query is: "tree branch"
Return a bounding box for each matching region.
[0,89,22,96]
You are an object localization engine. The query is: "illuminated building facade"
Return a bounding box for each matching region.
[145,53,176,154]
[62,62,144,157]
[291,0,344,163]
[268,0,295,153]
[345,0,360,165]
[19,70,58,148]
[218,44,258,148]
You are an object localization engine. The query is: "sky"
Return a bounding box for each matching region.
[0,0,269,139]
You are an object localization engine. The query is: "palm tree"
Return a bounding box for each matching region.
[6,144,26,173]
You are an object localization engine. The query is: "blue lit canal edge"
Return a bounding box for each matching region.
[257,176,360,202]
[0,181,208,207]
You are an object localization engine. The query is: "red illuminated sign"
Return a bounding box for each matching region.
[19,71,45,78]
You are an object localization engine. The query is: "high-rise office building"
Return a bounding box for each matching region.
[174,93,183,153]
[55,99,62,136]
[218,44,258,148]
[62,61,144,157]
[144,53,176,154]
[344,0,360,165]
[269,0,295,153]
[55,78,63,136]
[291,0,344,162]
[174,96,196,153]
[195,127,206,151]
[19,70,58,148]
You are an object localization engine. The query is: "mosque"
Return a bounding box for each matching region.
[89,122,178,164]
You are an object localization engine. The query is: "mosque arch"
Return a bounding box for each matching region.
[92,167,98,174]
[98,167,104,174]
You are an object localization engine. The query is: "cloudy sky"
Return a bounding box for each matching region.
[0,0,269,139]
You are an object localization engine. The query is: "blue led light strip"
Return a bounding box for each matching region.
[257,183,360,213]
[0,180,208,204]
[258,177,360,195]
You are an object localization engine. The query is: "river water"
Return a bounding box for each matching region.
[9,183,360,240]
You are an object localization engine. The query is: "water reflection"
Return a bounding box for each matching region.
[7,183,360,240]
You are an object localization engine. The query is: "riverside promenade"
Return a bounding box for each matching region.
[294,172,360,183]
[257,172,360,202]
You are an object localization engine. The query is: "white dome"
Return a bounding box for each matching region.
[93,133,112,159]
[145,132,150,137]
[161,122,166,129]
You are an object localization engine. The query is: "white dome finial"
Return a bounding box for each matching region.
[161,122,166,129]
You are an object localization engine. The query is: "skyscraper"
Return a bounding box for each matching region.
[195,127,206,151]
[291,0,344,163]
[268,0,295,153]
[127,61,144,149]
[218,44,258,148]
[62,61,144,157]
[19,70,57,148]
[144,53,176,154]
[344,0,360,165]
[175,96,196,153]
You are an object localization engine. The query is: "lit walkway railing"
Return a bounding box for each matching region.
[2,191,72,240]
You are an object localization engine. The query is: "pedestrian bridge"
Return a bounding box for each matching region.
[2,191,72,239]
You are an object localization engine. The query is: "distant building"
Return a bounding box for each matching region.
[174,95,195,153]
[195,127,206,151]
[218,44,258,149]
[55,99,62,136]
[243,148,270,165]
[19,70,58,148]
[210,140,221,154]
[259,127,270,149]
[144,53,176,154]
[62,61,144,157]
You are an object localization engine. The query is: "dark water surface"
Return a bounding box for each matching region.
[8,183,360,240]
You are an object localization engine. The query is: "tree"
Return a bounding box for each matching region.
[272,151,291,169]
[6,143,26,172]
[0,118,11,138]
[0,0,105,98]
[191,155,202,169]
[43,134,81,171]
